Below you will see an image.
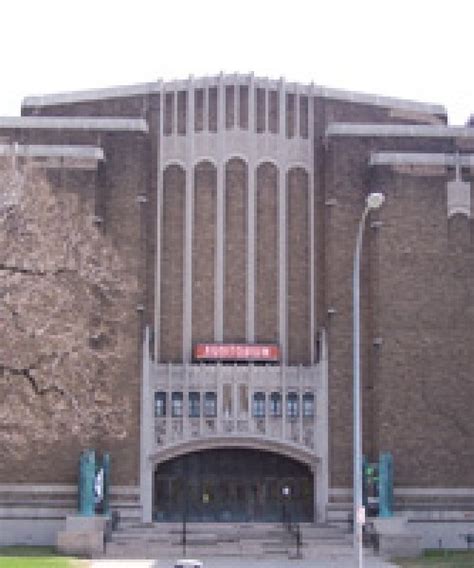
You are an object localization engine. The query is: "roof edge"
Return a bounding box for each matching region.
[0,116,148,132]
[21,75,446,116]
[326,123,474,139]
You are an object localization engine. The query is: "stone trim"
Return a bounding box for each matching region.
[396,488,474,497]
[0,116,148,132]
[370,152,474,167]
[0,144,104,160]
[22,75,446,116]
[327,123,474,139]
[0,484,138,495]
[329,487,474,497]
[148,434,321,469]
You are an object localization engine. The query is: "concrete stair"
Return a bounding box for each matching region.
[104,522,353,559]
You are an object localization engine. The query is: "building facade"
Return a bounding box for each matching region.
[1,75,473,546]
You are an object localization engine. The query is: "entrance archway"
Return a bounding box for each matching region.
[153,448,313,522]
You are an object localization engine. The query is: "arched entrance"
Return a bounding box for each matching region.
[153,448,313,522]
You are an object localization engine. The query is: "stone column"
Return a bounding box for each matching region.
[278,78,288,363]
[140,327,154,523]
[183,78,195,362]
[155,83,164,362]
[247,74,256,342]
[215,74,225,342]
[315,329,329,523]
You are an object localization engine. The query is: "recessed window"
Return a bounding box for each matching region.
[154,391,166,417]
[270,392,282,417]
[302,393,315,417]
[171,392,183,417]
[253,392,266,418]
[204,392,217,417]
[287,392,299,418]
[189,391,200,418]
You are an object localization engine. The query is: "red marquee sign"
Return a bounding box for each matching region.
[194,343,280,362]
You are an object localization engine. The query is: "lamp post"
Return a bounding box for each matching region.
[353,192,385,568]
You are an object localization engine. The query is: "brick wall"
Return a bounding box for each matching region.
[161,165,185,362]
[192,161,216,344]
[255,162,278,343]
[325,132,474,489]
[224,158,247,342]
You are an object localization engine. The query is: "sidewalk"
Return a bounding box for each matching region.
[91,553,400,568]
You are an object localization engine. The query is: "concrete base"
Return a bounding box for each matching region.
[57,530,104,557]
[378,533,422,559]
[56,515,109,558]
[0,518,63,546]
[372,515,422,559]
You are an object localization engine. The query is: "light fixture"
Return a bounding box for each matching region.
[366,192,385,210]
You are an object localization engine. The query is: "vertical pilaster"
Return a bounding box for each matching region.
[234,75,240,129]
[309,84,316,363]
[217,364,223,434]
[203,83,209,132]
[183,77,195,363]
[155,83,164,362]
[315,328,329,522]
[299,368,304,444]
[166,364,172,441]
[247,74,256,342]
[281,366,287,440]
[249,365,255,433]
[233,371,238,431]
[295,87,300,138]
[278,78,288,363]
[140,327,153,522]
[199,385,204,436]
[183,365,189,439]
[264,80,269,133]
[264,373,269,435]
[215,73,225,342]
[173,92,178,135]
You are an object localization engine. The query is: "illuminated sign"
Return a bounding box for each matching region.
[194,343,279,362]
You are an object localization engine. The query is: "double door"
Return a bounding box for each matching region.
[153,448,313,522]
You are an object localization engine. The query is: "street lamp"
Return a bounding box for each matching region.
[353,192,385,568]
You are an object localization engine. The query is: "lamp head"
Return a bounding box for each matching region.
[366,192,385,210]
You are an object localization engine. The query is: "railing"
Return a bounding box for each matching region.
[282,511,303,559]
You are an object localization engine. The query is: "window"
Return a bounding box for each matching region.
[204,392,217,417]
[154,391,166,417]
[171,392,183,417]
[270,392,282,417]
[189,392,200,418]
[253,392,266,418]
[302,393,315,417]
[287,392,299,418]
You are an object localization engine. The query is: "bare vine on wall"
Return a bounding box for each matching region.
[0,162,137,457]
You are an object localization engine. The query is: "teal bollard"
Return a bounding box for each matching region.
[379,452,393,517]
[79,449,96,516]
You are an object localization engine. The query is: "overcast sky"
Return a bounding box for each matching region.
[1,0,472,124]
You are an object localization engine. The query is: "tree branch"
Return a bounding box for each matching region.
[0,363,64,396]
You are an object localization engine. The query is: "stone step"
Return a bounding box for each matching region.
[104,521,352,559]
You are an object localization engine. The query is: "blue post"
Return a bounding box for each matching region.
[362,455,368,509]
[79,449,96,516]
[379,452,393,517]
[102,453,110,515]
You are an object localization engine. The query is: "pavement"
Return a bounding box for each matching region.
[90,553,400,568]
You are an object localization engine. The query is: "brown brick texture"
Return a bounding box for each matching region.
[224,158,247,342]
